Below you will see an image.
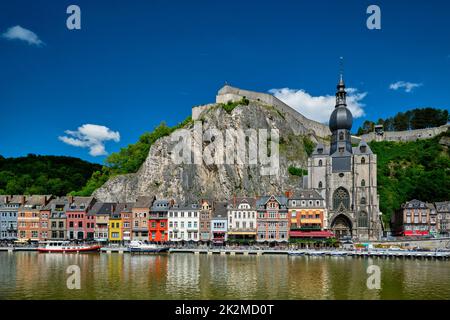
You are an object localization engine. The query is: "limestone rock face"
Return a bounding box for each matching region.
[93,101,326,202]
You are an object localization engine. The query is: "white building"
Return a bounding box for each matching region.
[305,74,382,241]
[168,203,200,242]
[227,197,257,242]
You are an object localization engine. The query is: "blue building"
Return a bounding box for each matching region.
[0,195,24,242]
[211,201,228,245]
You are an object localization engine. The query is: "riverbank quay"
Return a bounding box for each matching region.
[3,246,450,260]
[98,246,450,260]
[0,246,37,252]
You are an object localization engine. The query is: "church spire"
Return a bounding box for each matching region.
[336,57,347,107]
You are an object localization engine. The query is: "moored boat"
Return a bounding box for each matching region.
[128,241,170,253]
[38,241,101,253]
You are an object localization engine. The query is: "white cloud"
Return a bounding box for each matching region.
[59,124,120,156]
[2,25,44,46]
[389,81,422,93]
[268,87,366,123]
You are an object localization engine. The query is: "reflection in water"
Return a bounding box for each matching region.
[0,252,450,300]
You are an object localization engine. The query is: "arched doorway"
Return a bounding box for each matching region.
[331,214,352,239]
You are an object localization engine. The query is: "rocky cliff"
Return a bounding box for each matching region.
[93,87,329,202]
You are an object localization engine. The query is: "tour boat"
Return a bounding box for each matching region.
[127,241,170,253]
[38,241,102,253]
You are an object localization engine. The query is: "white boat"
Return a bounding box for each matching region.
[38,241,101,253]
[127,241,169,253]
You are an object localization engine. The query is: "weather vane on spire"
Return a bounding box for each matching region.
[339,56,344,82]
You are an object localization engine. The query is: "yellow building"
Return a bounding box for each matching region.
[108,216,123,243]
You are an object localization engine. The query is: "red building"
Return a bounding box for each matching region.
[66,196,96,241]
[149,199,173,242]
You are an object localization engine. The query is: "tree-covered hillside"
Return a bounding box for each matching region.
[370,132,450,223]
[356,107,448,135]
[0,154,102,196]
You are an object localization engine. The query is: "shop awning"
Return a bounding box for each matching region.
[289,231,334,238]
[300,219,322,224]
[227,231,256,235]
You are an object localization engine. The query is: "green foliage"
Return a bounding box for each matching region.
[0,154,101,196]
[303,137,315,156]
[72,116,193,195]
[69,167,112,196]
[220,97,250,113]
[288,166,308,177]
[357,108,449,134]
[369,134,450,224]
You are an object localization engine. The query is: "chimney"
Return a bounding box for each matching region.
[285,190,293,198]
[21,195,26,205]
[68,195,74,204]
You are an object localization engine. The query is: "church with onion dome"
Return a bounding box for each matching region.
[305,73,382,241]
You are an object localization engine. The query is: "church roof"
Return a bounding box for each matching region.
[353,139,373,155]
[329,106,353,131]
[312,143,329,156]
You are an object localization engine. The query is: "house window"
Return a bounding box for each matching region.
[361,157,366,164]
[361,197,366,205]
[361,179,366,187]
[318,181,323,188]
[318,160,322,166]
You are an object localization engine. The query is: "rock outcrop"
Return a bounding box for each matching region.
[93,86,329,202]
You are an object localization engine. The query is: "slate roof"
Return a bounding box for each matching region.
[289,189,323,201]
[435,201,450,213]
[212,201,228,219]
[133,196,155,208]
[353,139,373,155]
[67,196,95,211]
[88,202,116,216]
[227,197,256,210]
[151,199,171,211]
[256,195,288,208]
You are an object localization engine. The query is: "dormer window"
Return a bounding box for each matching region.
[318,148,323,154]
[360,146,367,153]
[338,147,344,153]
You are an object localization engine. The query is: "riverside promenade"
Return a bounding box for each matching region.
[96,246,450,260]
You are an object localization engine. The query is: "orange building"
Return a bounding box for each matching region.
[18,195,52,242]
[132,196,155,241]
[288,190,332,239]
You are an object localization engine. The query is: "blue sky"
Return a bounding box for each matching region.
[0,0,449,163]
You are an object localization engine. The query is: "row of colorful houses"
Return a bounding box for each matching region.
[391,199,450,237]
[0,190,334,244]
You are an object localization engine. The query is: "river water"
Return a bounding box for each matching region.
[1,252,449,299]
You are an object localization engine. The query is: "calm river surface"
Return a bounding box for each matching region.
[1,252,450,300]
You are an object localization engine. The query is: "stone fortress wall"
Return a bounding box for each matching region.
[192,85,448,143]
[360,124,449,143]
[191,85,332,139]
